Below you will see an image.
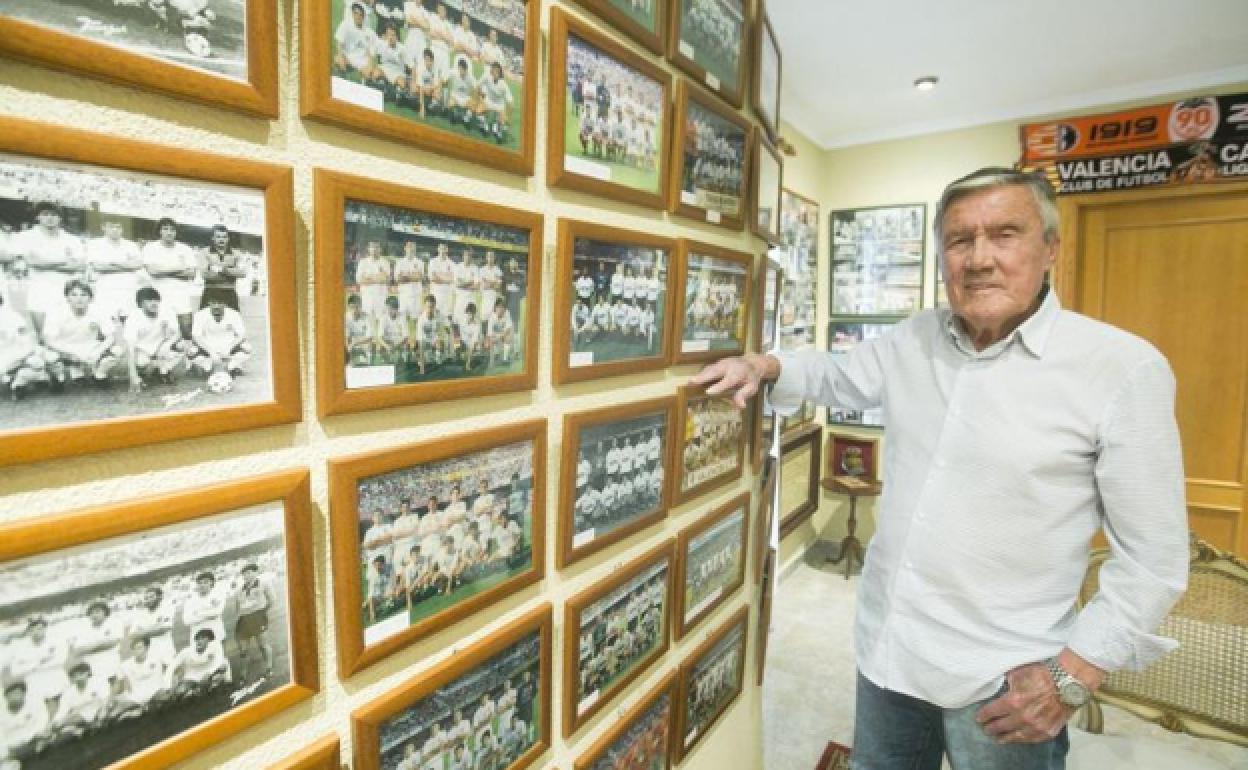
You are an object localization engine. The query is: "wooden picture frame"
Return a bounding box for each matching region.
[778,423,822,537]
[329,419,546,678]
[753,461,776,583]
[674,604,748,762]
[314,169,543,417]
[351,603,552,770]
[0,116,300,467]
[572,0,668,54]
[0,1,277,116]
[674,384,747,506]
[826,318,895,428]
[751,3,782,142]
[750,134,783,244]
[668,80,752,230]
[674,491,749,639]
[671,239,753,364]
[0,469,319,770]
[755,546,775,687]
[547,7,673,211]
[300,0,539,176]
[827,433,880,483]
[829,203,926,317]
[666,0,748,108]
[267,735,341,770]
[552,219,676,385]
[562,541,674,738]
[572,672,676,770]
[752,257,783,356]
[558,397,677,568]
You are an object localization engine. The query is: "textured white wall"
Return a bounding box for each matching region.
[0,2,825,767]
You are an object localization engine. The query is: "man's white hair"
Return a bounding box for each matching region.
[934,167,1059,252]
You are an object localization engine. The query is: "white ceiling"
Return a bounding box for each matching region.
[770,0,1248,150]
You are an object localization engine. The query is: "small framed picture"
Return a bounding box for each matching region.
[314,169,542,417]
[0,0,277,116]
[778,424,822,537]
[268,735,341,770]
[573,671,675,770]
[827,433,880,483]
[778,188,819,354]
[674,605,748,761]
[830,203,926,316]
[329,420,546,678]
[553,219,675,385]
[675,384,747,506]
[548,7,673,211]
[572,0,668,54]
[351,603,552,770]
[675,491,749,639]
[562,541,673,738]
[751,3,781,142]
[671,239,752,363]
[0,116,300,467]
[752,255,783,356]
[751,135,783,244]
[300,0,538,175]
[826,319,894,428]
[669,81,752,230]
[0,470,319,770]
[667,0,748,108]
[558,397,677,568]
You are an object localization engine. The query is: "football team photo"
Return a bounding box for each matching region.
[670,0,746,104]
[674,244,750,360]
[676,388,746,503]
[676,493,747,637]
[574,674,673,770]
[677,608,746,759]
[672,83,751,226]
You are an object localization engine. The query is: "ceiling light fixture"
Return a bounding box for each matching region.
[913,76,939,91]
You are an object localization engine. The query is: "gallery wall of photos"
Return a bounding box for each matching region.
[0,1,805,770]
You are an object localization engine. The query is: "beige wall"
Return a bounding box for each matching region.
[0,3,824,768]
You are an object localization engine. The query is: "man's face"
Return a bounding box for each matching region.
[144,588,161,609]
[4,687,24,711]
[209,299,227,320]
[67,287,91,312]
[196,577,213,595]
[103,221,123,240]
[352,7,364,26]
[160,224,177,243]
[194,635,209,652]
[368,242,381,258]
[939,185,1056,335]
[37,209,60,229]
[212,229,229,249]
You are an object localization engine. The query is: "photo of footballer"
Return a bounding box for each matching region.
[0,504,293,770]
[671,0,746,104]
[676,389,745,503]
[3,0,248,80]
[675,246,750,359]
[340,198,531,391]
[0,152,274,435]
[565,234,668,372]
[565,545,671,735]
[673,84,751,225]
[371,626,544,770]
[325,0,528,152]
[676,608,746,759]
[352,439,536,649]
[574,675,672,770]
[676,494,746,637]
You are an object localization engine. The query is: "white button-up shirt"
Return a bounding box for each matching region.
[769,289,1188,708]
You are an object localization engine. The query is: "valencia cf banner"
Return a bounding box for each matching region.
[1018,93,1248,194]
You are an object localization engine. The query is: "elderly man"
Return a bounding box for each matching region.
[694,167,1188,770]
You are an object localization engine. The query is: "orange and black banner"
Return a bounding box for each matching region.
[1018,93,1248,194]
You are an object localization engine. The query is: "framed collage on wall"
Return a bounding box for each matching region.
[667,0,748,107]
[671,240,753,364]
[669,80,753,230]
[300,0,539,175]
[826,319,894,428]
[829,203,926,317]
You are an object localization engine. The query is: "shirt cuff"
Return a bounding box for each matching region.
[1065,607,1180,672]
[765,350,803,417]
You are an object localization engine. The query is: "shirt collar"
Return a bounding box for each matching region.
[945,285,1061,359]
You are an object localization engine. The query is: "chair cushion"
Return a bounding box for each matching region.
[1067,727,1233,770]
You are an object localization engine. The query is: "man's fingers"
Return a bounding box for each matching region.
[732,379,758,409]
[690,361,727,385]
[974,695,1013,725]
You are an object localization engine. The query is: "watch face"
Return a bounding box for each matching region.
[1059,680,1089,706]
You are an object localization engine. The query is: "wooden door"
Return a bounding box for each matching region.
[1055,182,1248,556]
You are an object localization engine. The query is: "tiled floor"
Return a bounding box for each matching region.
[762,543,1248,770]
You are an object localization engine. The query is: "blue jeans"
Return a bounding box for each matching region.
[851,672,1069,770]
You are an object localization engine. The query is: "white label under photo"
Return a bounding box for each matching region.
[573,528,596,548]
[681,190,698,205]
[331,76,384,111]
[705,72,720,91]
[565,154,613,182]
[363,611,410,646]
[678,40,695,58]
[579,688,600,714]
[682,339,711,353]
[706,210,722,224]
[570,351,595,368]
[345,364,396,389]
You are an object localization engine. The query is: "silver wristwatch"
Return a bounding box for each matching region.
[1045,658,1091,707]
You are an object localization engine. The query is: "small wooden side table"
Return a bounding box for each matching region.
[821,475,882,579]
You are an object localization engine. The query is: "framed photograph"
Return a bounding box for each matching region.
[674,384,746,506]
[675,491,749,639]
[314,169,542,417]
[674,605,747,761]
[778,188,818,356]
[669,81,752,230]
[778,423,821,537]
[548,7,672,210]
[827,433,879,482]
[752,257,782,354]
[751,136,783,244]
[0,470,318,770]
[558,397,676,568]
[667,0,747,108]
[0,0,277,116]
[830,204,926,317]
[751,4,781,142]
[553,219,675,385]
[351,602,552,770]
[0,117,299,467]
[329,420,546,678]
[573,672,674,770]
[269,735,341,770]
[300,0,538,175]
[562,541,673,738]
[671,240,752,364]
[825,319,894,428]
[572,0,668,55]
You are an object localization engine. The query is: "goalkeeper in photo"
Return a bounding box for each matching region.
[191,296,253,390]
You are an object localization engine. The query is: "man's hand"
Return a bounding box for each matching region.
[976,662,1075,744]
[690,353,780,409]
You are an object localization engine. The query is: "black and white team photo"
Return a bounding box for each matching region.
[682,620,744,750]
[567,238,667,368]
[679,99,748,218]
[571,411,668,549]
[679,253,748,353]
[682,507,744,624]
